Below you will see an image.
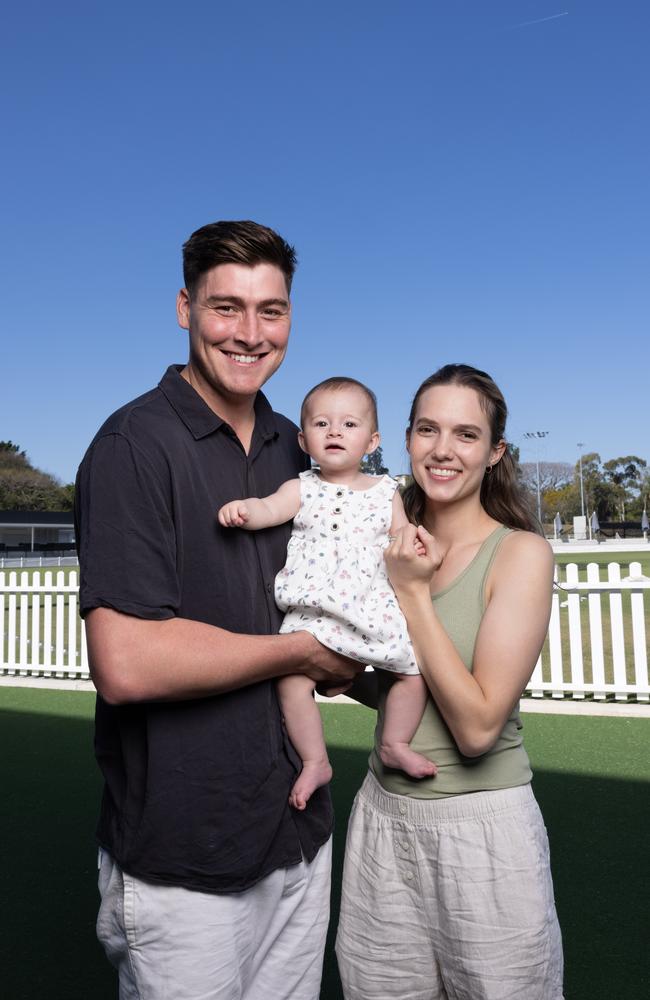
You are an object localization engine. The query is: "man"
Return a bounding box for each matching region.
[75,220,360,999]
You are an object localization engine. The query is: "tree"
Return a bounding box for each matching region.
[360,445,389,476]
[0,442,74,511]
[519,462,574,495]
[543,483,581,523]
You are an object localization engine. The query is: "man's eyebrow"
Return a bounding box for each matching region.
[204,295,289,308]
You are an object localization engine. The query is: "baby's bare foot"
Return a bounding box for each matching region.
[379,743,438,779]
[289,757,333,811]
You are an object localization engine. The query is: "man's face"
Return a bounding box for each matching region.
[176,262,291,411]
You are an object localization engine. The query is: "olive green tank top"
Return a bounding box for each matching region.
[369,524,532,798]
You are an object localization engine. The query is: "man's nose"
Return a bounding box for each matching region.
[235,311,262,346]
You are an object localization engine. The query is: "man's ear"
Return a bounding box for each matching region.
[176,288,191,330]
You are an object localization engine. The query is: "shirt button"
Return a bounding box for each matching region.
[399,804,407,815]
[333,506,342,514]
[405,871,414,881]
[331,522,339,531]
[336,489,344,498]
[266,583,272,594]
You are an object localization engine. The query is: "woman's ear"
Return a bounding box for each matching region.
[490,439,507,467]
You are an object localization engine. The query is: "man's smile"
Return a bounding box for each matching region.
[222,351,267,365]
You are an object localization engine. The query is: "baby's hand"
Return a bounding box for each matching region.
[218,501,250,528]
[413,536,427,557]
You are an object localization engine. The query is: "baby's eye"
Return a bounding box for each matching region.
[344,421,358,428]
[315,420,328,428]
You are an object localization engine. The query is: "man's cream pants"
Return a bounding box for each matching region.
[97,838,332,1000]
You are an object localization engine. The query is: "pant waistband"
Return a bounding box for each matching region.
[358,771,534,827]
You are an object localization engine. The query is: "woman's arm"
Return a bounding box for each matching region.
[218,478,301,530]
[385,525,554,757]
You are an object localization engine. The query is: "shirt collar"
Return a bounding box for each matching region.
[158,365,279,442]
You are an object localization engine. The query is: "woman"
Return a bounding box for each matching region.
[336,365,564,1000]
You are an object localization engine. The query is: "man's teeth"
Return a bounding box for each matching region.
[430,468,459,477]
[227,353,260,364]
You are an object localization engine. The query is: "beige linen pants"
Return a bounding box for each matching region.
[336,774,564,1000]
[97,838,332,1000]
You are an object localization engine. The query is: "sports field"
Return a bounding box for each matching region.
[1,687,648,999]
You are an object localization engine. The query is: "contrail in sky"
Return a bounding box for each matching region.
[509,11,569,29]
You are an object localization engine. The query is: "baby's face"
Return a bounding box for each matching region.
[299,387,379,472]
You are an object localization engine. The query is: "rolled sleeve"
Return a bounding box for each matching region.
[76,433,179,620]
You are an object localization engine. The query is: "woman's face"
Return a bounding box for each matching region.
[407,384,505,507]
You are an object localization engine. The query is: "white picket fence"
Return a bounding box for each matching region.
[1,564,649,701]
[0,570,88,678]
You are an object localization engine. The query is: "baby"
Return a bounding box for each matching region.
[219,377,435,808]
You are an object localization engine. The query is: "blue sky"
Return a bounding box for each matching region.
[2,1,648,484]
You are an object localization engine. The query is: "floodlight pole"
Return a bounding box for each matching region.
[523,431,549,524]
[577,442,585,518]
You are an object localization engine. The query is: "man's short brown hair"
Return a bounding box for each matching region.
[182,220,297,296]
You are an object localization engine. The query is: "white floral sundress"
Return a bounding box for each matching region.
[275,469,419,673]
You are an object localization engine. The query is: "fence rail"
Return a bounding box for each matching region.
[1,564,649,701]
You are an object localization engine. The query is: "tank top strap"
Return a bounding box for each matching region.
[472,524,513,591]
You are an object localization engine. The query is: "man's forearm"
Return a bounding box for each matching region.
[86,609,332,704]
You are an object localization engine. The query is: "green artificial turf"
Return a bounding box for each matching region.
[1,688,648,999]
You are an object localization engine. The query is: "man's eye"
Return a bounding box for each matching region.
[460,432,477,440]
[216,305,236,314]
[262,309,282,318]
[419,426,434,435]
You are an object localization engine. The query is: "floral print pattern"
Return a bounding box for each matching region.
[275,470,419,673]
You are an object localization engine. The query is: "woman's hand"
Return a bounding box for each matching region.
[384,524,444,598]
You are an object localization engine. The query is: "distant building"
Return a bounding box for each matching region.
[0,510,75,554]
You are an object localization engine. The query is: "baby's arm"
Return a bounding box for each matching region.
[390,490,425,555]
[218,478,301,530]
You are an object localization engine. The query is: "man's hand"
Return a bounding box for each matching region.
[299,632,364,686]
[218,501,250,527]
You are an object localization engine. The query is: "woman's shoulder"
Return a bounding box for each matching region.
[493,528,554,575]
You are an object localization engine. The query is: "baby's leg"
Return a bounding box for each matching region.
[379,674,437,779]
[277,675,333,810]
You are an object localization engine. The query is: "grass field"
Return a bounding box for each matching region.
[1,687,648,1000]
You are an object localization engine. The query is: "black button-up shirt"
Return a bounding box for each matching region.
[75,365,332,893]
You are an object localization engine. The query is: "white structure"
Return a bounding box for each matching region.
[573,515,588,541]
